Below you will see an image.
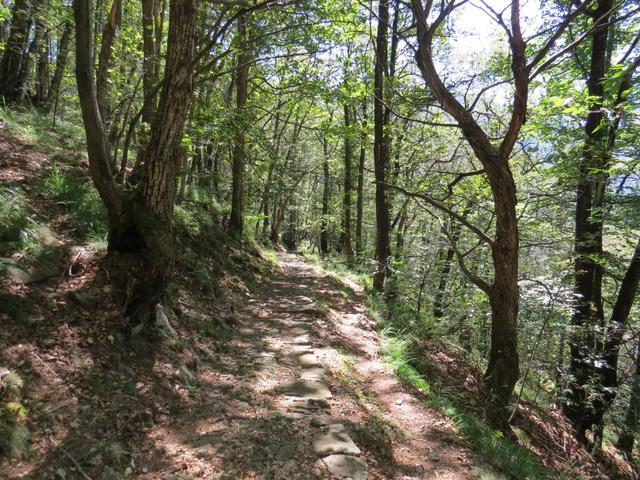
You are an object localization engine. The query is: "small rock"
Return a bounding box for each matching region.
[68,289,97,309]
[176,365,198,387]
[395,399,403,406]
[99,467,120,480]
[103,285,114,294]
[55,469,67,480]
[156,304,178,337]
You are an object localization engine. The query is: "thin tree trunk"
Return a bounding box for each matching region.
[433,218,463,318]
[96,0,122,121]
[229,14,249,234]
[46,20,72,110]
[372,0,391,292]
[355,102,366,258]
[320,136,330,256]
[564,0,614,441]
[34,25,49,106]
[342,102,354,265]
[141,0,158,123]
[616,342,640,459]
[0,0,32,102]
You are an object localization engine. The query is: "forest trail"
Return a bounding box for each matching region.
[190,252,481,480]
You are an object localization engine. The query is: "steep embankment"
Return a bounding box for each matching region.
[0,109,272,478]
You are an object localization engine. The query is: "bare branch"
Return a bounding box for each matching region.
[382,182,495,246]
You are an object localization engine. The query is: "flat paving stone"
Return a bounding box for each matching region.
[322,454,368,479]
[278,379,332,400]
[300,366,325,382]
[297,353,320,367]
[289,345,314,355]
[312,425,361,456]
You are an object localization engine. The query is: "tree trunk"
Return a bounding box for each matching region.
[46,20,72,110]
[410,0,527,428]
[355,103,366,258]
[74,0,197,323]
[229,15,249,234]
[126,0,197,320]
[372,0,391,292]
[342,102,354,265]
[0,0,32,102]
[616,342,640,459]
[484,159,520,429]
[141,0,159,123]
[261,99,284,241]
[564,0,614,441]
[320,136,330,256]
[96,0,122,122]
[589,236,640,442]
[433,217,463,318]
[34,24,49,106]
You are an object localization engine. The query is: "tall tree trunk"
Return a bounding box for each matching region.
[484,160,520,429]
[141,0,159,123]
[355,103,366,258]
[34,24,49,106]
[229,15,249,234]
[564,0,614,441]
[261,99,284,241]
[342,102,354,265]
[46,20,72,110]
[96,0,122,121]
[126,0,197,319]
[0,0,32,102]
[320,136,330,256]
[372,0,391,292]
[411,0,527,428]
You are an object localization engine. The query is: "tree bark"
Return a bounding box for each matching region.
[355,102,366,258]
[320,135,330,256]
[34,21,49,106]
[229,15,250,234]
[96,0,122,121]
[46,20,72,110]
[74,0,197,323]
[141,0,159,123]
[564,0,615,441]
[372,0,391,292]
[0,0,32,102]
[616,342,640,459]
[342,102,354,265]
[434,216,464,318]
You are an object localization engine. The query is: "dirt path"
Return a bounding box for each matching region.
[158,252,480,480]
[2,251,484,479]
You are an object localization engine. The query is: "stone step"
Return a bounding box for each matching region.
[312,424,361,456]
[322,454,368,480]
